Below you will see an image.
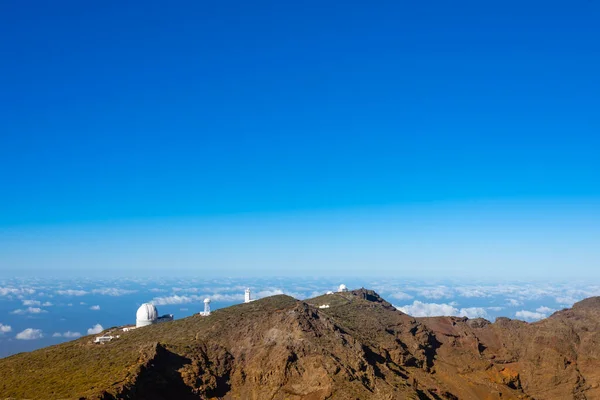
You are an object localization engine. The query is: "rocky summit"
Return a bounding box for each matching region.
[2,289,600,399]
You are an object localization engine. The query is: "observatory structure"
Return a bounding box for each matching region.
[245,288,252,303]
[200,298,211,316]
[135,303,174,328]
[338,284,348,293]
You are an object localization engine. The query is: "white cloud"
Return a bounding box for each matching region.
[536,306,556,314]
[0,323,12,333]
[415,286,453,300]
[394,282,600,306]
[22,299,41,306]
[389,292,413,301]
[151,295,196,305]
[56,289,87,296]
[0,287,20,296]
[172,287,200,293]
[80,302,86,305]
[210,293,245,302]
[16,328,43,340]
[11,307,47,314]
[397,301,457,317]
[556,296,579,306]
[150,287,283,306]
[89,305,100,310]
[460,307,489,319]
[0,287,35,297]
[53,331,81,338]
[87,324,104,335]
[515,310,546,321]
[91,288,136,296]
[396,300,487,319]
[455,287,491,298]
[507,299,522,307]
[487,306,504,311]
[42,301,53,306]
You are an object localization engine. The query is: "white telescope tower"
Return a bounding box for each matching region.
[245,288,251,303]
[201,298,211,316]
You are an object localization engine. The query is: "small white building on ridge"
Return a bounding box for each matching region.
[94,335,118,344]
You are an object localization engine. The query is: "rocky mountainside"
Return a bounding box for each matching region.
[2,289,600,399]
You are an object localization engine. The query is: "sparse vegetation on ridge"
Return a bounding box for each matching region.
[1,290,600,399]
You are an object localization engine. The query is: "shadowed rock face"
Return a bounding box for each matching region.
[2,290,600,399]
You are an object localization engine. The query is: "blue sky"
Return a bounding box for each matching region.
[0,1,599,278]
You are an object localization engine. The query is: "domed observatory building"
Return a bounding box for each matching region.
[136,303,174,328]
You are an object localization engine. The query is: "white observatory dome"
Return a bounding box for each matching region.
[338,284,348,292]
[204,298,211,303]
[136,303,158,327]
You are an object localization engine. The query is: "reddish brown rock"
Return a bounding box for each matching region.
[2,289,600,399]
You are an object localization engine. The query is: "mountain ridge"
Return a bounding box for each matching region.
[2,289,600,399]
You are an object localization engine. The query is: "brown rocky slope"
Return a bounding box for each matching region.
[1,289,600,399]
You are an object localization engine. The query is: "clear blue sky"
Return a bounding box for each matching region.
[0,1,599,278]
